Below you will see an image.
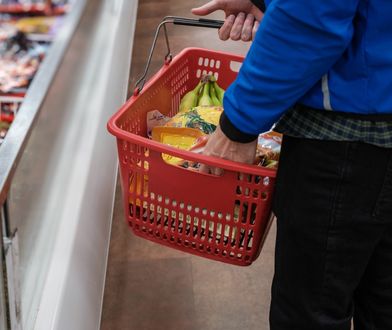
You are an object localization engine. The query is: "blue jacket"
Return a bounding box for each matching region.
[223,0,392,136]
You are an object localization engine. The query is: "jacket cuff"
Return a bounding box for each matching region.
[219,112,258,143]
[251,0,266,13]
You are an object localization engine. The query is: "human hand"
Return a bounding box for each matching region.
[199,125,258,175]
[192,0,264,41]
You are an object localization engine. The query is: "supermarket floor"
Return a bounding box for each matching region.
[100,1,276,329]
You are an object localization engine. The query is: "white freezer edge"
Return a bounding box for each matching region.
[30,1,138,329]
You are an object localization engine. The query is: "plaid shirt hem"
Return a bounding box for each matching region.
[274,107,392,148]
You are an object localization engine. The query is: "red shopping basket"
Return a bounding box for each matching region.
[107,17,276,266]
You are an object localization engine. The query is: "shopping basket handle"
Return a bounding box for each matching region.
[134,16,224,96]
[173,18,224,29]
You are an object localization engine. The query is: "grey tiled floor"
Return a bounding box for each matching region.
[101,180,275,330]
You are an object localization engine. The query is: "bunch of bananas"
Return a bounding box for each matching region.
[179,75,226,113]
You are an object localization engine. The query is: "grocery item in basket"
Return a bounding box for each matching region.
[178,75,226,113]
[209,81,221,106]
[174,136,210,171]
[198,79,214,107]
[178,80,203,113]
[146,109,170,138]
[152,126,207,165]
[211,76,225,104]
[256,131,282,169]
[165,105,223,135]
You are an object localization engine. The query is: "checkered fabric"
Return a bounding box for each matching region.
[274,106,392,148]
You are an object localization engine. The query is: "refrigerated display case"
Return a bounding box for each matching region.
[0,1,69,16]
[0,0,138,328]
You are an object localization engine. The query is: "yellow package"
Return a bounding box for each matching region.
[165,106,223,135]
[152,126,206,165]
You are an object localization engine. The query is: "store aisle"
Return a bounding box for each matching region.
[101,1,276,329]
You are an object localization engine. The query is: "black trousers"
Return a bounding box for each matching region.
[270,136,392,330]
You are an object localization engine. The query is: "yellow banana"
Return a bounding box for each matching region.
[197,81,214,106]
[209,81,222,106]
[212,81,225,104]
[179,80,203,113]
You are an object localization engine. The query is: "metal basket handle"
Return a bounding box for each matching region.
[133,16,224,96]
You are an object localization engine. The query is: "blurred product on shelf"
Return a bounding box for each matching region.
[0,96,23,145]
[0,0,70,16]
[0,120,10,145]
[12,16,64,40]
[0,0,67,3]
[1,95,21,117]
[1,15,65,42]
[0,30,48,93]
[0,20,16,40]
[0,0,69,147]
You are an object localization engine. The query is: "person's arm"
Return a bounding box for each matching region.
[221,0,359,140]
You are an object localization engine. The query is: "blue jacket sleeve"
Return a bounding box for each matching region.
[221,0,359,138]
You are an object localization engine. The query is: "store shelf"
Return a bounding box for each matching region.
[0,4,68,15]
[0,3,47,14]
[0,0,85,206]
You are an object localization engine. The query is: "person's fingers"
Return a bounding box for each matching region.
[199,163,210,174]
[211,167,224,176]
[241,14,254,42]
[252,20,260,40]
[219,15,235,41]
[191,0,219,16]
[230,12,246,41]
[198,164,224,176]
